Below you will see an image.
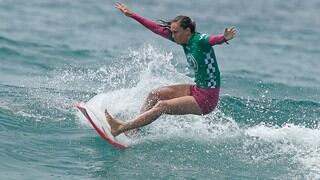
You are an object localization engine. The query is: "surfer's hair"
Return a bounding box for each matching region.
[158,15,196,33]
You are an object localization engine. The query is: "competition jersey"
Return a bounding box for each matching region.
[181,32,220,88]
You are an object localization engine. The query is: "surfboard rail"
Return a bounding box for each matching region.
[75,103,128,149]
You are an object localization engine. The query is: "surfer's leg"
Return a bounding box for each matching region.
[106,95,202,136]
[140,84,192,113]
[124,84,191,136]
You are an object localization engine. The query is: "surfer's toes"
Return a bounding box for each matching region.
[104,111,112,122]
[104,110,113,118]
[104,110,121,126]
[104,111,122,136]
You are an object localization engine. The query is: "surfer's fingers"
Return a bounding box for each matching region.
[115,2,126,10]
[114,2,122,8]
[118,2,127,10]
[231,27,236,34]
[115,2,124,7]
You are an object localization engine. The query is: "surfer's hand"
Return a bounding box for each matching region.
[223,26,236,41]
[115,2,134,17]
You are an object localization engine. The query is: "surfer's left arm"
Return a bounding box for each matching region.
[208,27,236,46]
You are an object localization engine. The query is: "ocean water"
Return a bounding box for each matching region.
[1,0,319,179]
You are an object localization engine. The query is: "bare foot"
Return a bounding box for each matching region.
[104,110,125,136]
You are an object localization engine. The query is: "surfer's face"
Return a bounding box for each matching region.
[170,22,192,44]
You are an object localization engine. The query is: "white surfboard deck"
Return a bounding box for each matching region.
[75,103,128,149]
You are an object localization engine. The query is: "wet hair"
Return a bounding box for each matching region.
[158,15,196,33]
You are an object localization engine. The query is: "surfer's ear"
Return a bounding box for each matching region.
[186,27,191,33]
[183,27,192,35]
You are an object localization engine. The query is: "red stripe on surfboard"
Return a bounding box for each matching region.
[75,103,128,149]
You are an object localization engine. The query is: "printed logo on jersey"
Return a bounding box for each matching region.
[186,53,198,72]
[200,34,209,40]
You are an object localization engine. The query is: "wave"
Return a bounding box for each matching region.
[245,124,320,179]
[1,44,318,128]
[0,35,107,75]
[220,95,320,128]
[223,71,320,101]
[1,44,319,178]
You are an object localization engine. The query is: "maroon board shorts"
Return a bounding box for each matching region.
[190,85,220,115]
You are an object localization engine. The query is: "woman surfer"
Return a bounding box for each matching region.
[107,2,236,136]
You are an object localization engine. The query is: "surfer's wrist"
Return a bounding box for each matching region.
[223,36,230,45]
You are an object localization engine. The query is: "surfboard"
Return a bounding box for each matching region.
[75,103,128,149]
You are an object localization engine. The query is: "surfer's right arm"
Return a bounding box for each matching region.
[115,2,171,40]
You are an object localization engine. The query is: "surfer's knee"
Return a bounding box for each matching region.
[153,100,170,114]
[148,88,161,100]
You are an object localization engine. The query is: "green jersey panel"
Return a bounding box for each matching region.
[182,32,221,88]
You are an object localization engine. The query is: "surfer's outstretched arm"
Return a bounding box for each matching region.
[207,27,236,45]
[115,2,172,40]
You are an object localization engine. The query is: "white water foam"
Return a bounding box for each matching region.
[71,45,242,146]
[246,123,320,178]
